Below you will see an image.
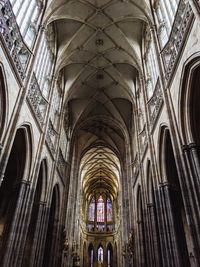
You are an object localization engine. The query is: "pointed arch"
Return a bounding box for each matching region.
[179,54,200,144]
[146,159,153,204]
[0,63,8,140]
[97,243,104,263]
[159,126,191,265]
[0,125,33,263]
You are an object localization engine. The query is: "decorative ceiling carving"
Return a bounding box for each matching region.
[45,0,149,130]
[80,145,120,199]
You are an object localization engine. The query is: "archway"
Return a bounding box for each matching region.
[43,185,60,267]
[0,127,30,260]
[180,61,200,145]
[161,128,190,266]
[180,58,200,265]
[0,66,6,140]
[22,159,47,266]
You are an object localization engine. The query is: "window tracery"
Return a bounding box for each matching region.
[87,193,114,232]
[97,195,104,223]
[107,198,112,222]
[88,197,95,222]
[10,0,43,47]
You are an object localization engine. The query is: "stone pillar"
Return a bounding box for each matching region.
[182,144,200,265]
[188,143,200,191]
[155,183,189,267]
[50,218,61,267]
[137,220,146,267]
[142,206,151,266]
[0,180,31,267]
[29,201,47,267]
[147,203,161,267]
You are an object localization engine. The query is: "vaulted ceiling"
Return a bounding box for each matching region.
[45,0,150,199]
[80,145,120,200]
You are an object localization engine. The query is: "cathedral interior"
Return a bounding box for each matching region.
[0,0,200,266]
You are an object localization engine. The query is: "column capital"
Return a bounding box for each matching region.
[182,144,189,151]
[188,142,199,150]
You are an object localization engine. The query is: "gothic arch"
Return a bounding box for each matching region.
[38,158,48,202]
[158,125,171,183]
[159,126,190,266]
[179,54,200,144]
[0,126,33,264]
[136,186,142,222]
[16,123,33,181]
[0,63,8,140]
[146,159,153,204]
[97,243,104,262]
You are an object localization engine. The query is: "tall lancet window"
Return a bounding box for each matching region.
[107,198,112,222]
[97,195,104,222]
[98,246,104,262]
[88,197,95,221]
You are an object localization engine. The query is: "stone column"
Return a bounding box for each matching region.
[182,144,200,265]
[147,203,161,267]
[29,201,47,267]
[156,183,189,267]
[137,220,146,267]
[0,180,31,267]
[188,143,200,192]
[142,206,151,266]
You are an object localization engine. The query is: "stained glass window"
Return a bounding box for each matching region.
[98,246,103,262]
[97,195,104,222]
[107,198,112,222]
[88,198,95,221]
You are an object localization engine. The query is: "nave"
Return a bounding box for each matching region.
[0,0,200,266]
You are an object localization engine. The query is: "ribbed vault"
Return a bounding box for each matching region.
[81,145,120,200]
[45,0,149,234]
[45,0,149,131]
